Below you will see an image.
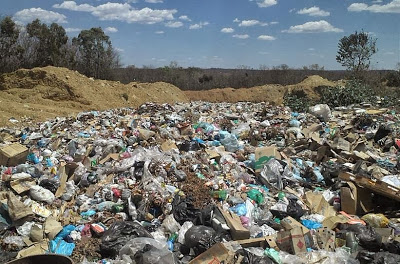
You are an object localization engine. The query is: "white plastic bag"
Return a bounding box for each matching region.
[30,185,55,204]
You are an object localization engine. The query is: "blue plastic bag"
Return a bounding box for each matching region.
[49,239,75,256]
[301,219,322,229]
[230,203,247,216]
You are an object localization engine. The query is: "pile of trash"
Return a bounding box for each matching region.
[1,101,400,264]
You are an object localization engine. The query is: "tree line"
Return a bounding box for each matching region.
[0,16,120,79]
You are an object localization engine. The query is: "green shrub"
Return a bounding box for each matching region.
[283,90,312,112]
[384,71,400,87]
[318,80,375,107]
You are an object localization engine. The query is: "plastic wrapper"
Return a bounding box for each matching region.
[301,219,322,229]
[100,221,153,258]
[260,159,283,190]
[230,203,247,216]
[30,185,55,203]
[339,223,381,251]
[247,189,264,204]
[61,180,76,201]
[232,123,251,138]
[16,221,35,237]
[4,236,25,247]
[361,214,389,228]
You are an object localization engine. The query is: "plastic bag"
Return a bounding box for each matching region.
[264,248,281,264]
[49,239,75,256]
[219,131,240,152]
[372,252,400,264]
[162,214,181,234]
[301,219,322,229]
[118,238,177,264]
[184,225,218,255]
[237,247,274,264]
[4,236,25,247]
[361,214,389,228]
[309,104,331,122]
[247,189,264,204]
[30,185,55,203]
[61,180,76,201]
[178,221,193,244]
[260,159,283,190]
[100,221,153,258]
[340,223,381,251]
[230,203,247,216]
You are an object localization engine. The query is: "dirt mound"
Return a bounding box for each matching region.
[185,84,287,105]
[185,75,336,105]
[0,66,189,126]
[0,68,337,126]
[287,75,336,100]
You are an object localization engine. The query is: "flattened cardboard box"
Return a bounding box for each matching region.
[189,243,234,264]
[0,143,28,166]
[276,226,307,255]
[316,228,335,252]
[254,146,281,175]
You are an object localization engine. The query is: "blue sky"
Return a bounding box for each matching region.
[2,0,400,69]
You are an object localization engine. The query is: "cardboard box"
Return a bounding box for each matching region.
[189,243,235,264]
[254,146,281,175]
[340,182,373,215]
[0,143,28,166]
[316,228,335,251]
[218,206,250,240]
[276,226,307,255]
[281,216,309,234]
[322,215,348,230]
[236,235,278,250]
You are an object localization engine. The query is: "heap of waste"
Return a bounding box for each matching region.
[1,101,400,264]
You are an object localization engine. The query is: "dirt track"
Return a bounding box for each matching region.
[0,67,336,126]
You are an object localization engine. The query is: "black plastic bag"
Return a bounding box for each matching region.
[39,178,60,193]
[133,244,177,264]
[372,252,400,264]
[237,249,274,264]
[286,198,305,219]
[100,221,153,258]
[184,225,218,255]
[339,224,382,251]
[171,195,213,225]
[384,240,400,254]
[178,141,201,152]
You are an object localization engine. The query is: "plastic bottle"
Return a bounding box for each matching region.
[167,233,178,251]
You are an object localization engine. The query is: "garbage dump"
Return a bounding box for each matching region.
[1,101,400,264]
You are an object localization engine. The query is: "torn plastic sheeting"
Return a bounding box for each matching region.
[260,158,284,190]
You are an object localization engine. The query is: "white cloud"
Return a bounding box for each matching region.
[165,21,183,28]
[270,21,279,25]
[145,0,163,3]
[14,8,67,24]
[254,0,278,8]
[104,26,118,33]
[239,19,268,27]
[258,35,276,40]
[308,48,315,51]
[259,51,270,55]
[233,18,240,23]
[348,0,400,13]
[373,0,383,2]
[179,15,191,21]
[115,48,124,52]
[221,27,234,33]
[297,6,330,17]
[384,51,395,55]
[233,34,250,39]
[53,1,95,12]
[53,1,176,24]
[155,30,164,34]
[65,28,81,32]
[189,21,209,29]
[282,20,343,33]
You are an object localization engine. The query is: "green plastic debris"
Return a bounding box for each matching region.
[264,248,281,264]
[277,192,285,200]
[247,189,264,204]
